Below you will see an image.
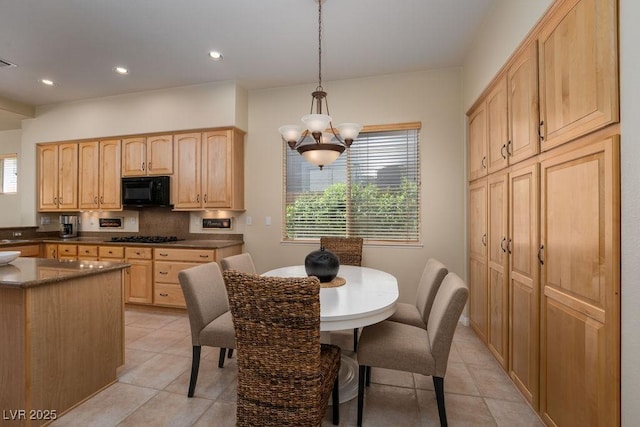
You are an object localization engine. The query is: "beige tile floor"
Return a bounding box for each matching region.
[51,308,544,426]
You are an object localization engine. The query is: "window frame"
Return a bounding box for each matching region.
[282,122,421,245]
[0,153,18,194]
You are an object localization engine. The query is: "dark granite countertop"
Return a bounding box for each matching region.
[0,237,244,250]
[0,258,130,289]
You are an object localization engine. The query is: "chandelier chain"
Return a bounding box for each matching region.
[317,0,323,90]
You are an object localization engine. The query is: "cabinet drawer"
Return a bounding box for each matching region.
[154,283,186,308]
[154,248,215,262]
[154,261,200,283]
[125,247,153,259]
[77,245,98,257]
[58,244,78,256]
[99,246,125,259]
[4,244,40,257]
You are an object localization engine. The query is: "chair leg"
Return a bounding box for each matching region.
[353,327,359,352]
[433,376,447,427]
[357,365,367,427]
[188,346,201,397]
[218,347,227,368]
[227,348,234,359]
[365,366,371,386]
[332,375,340,425]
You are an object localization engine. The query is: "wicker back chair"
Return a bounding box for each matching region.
[320,236,363,266]
[320,236,364,351]
[223,270,341,426]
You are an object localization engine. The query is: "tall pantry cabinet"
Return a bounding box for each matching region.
[466,0,619,425]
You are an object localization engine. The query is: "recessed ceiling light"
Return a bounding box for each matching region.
[208,51,223,61]
[40,79,55,86]
[114,66,129,75]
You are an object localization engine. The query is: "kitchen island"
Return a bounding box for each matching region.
[0,258,128,426]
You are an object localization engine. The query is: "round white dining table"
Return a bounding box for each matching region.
[263,264,399,402]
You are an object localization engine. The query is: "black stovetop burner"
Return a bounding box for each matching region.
[109,236,180,244]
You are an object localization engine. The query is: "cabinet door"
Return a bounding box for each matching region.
[57,143,78,210]
[468,103,487,181]
[508,162,540,408]
[44,244,58,259]
[487,172,509,368]
[539,135,619,427]
[38,145,59,211]
[99,139,122,210]
[538,0,618,151]
[202,130,232,208]
[173,132,202,209]
[486,78,509,174]
[126,259,153,304]
[78,141,100,210]
[146,135,173,175]
[121,137,147,177]
[508,42,540,165]
[468,179,488,342]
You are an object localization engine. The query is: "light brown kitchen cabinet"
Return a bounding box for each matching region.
[57,244,78,261]
[468,178,488,342]
[77,244,98,260]
[79,139,122,210]
[508,161,540,408]
[173,128,245,210]
[487,171,509,369]
[539,134,619,427]
[122,135,173,177]
[538,0,618,151]
[124,247,153,304]
[38,143,78,211]
[507,42,540,165]
[2,244,40,257]
[98,246,125,261]
[486,78,509,174]
[468,103,487,181]
[44,243,58,259]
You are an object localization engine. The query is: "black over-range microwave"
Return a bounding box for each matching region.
[122,176,171,207]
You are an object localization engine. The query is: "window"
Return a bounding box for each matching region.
[0,154,17,194]
[284,123,420,243]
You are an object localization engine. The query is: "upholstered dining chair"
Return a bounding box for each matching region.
[320,236,364,351]
[178,262,236,398]
[220,252,257,274]
[222,270,341,426]
[386,258,448,328]
[356,272,469,427]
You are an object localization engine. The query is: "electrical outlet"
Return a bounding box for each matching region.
[12,231,22,237]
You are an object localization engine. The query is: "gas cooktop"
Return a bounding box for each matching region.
[108,236,181,244]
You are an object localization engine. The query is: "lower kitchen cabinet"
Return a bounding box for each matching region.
[125,247,153,304]
[2,244,40,257]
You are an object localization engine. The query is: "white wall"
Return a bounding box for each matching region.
[19,80,247,226]
[0,129,22,226]
[619,0,640,423]
[245,69,467,303]
[463,0,639,423]
[462,0,553,110]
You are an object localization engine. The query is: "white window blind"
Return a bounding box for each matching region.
[0,154,17,194]
[284,125,420,243]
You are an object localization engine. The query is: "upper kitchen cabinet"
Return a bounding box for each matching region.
[173,128,245,211]
[468,102,487,181]
[122,135,173,177]
[486,77,509,174]
[78,140,122,210]
[507,41,540,165]
[538,0,618,151]
[38,143,78,212]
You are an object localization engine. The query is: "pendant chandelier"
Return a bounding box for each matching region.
[279,0,362,170]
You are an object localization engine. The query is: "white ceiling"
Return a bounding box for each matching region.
[0,0,495,129]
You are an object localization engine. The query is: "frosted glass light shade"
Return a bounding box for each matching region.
[278,125,303,142]
[302,114,331,133]
[297,143,344,168]
[337,123,362,141]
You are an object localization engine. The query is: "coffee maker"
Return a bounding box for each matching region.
[59,215,79,238]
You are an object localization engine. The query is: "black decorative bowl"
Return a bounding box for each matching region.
[305,246,340,282]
